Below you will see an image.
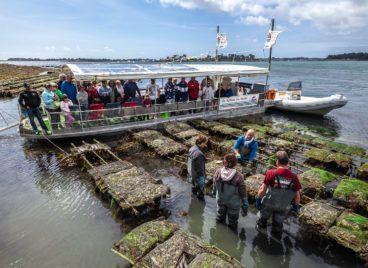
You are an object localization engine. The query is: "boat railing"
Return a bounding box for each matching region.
[19,99,224,134]
[18,92,265,136]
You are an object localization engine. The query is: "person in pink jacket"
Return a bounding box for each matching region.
[60,94,75,128]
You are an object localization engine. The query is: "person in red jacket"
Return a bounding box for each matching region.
[188,77,199,101]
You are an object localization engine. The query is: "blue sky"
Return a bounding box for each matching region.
[0,0,367,59]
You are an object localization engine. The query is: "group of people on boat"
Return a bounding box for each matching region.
[188,129,301,237]
[18,73,245,135]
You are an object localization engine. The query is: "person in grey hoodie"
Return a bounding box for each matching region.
[212,153,249,230]
[188,134,208,201]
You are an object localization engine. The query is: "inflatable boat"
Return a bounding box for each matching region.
[268,82,348,116]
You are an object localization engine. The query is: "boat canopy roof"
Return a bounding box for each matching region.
[66,63,269,80]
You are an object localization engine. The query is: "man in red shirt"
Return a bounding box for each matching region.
[255,151,301,236]
[188,77,199,101]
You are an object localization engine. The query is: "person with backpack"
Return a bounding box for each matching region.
[255,151,301,236]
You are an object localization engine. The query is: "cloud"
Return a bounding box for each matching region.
[237,16,269,26]
[159,0,368,34]
[44,46,56,51]
[63,47,72,52]
[104,46,113,52]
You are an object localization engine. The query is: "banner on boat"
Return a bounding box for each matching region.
[217,33,228,49]
[219,94,259,105]
[264,30,282,49]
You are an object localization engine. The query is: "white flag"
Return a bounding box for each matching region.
[216,33,228,49]
[264,30,282,49]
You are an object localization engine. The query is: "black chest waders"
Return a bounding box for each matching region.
[261,171,297,212]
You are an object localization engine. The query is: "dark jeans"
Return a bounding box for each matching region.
[217,202,240,230]
[26,107,47,132]
[258,207,288,233]
[46,108,60,130]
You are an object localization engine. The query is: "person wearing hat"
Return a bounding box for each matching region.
[42,82,60,130]
[18,83,50,135]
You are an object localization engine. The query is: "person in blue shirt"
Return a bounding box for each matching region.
[233,128,258,163]
[164,78,175,100]
[61,75,77,104]
[224,87,234,97]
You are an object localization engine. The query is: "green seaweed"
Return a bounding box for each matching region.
[333,179,368,207]
[299,168,337,191]
[327,211,368,256]
[357,163,368,179]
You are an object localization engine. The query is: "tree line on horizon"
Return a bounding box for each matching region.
[6,52,368,62]
[326,52,368,60]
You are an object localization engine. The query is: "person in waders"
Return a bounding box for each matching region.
[233,128,258,164]
[188,134,208,201]
[212,153,249,231]
[255,151,301,237]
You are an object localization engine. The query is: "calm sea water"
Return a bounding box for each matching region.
[0,61,366,268]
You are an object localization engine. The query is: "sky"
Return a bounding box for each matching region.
[0,0,367,60]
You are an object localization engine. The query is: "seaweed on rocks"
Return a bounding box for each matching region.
[357,163,368,179]
[134,130,187,157]
[327,211,368,260]
[299,168,338,197]
[333,179,368,215]
[112,220,244,267]
[88,161,170,214]
[245,174,264,201]
[299,201,342,234]
[304,148,353,170]
[112,219,178,263]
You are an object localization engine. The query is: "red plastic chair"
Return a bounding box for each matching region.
[122,102,138,108]
[88,103,105,121]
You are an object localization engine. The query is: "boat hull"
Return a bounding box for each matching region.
[273,95,347,116]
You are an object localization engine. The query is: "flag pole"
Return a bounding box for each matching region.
[265,18,275,86]
[215,25,219,62]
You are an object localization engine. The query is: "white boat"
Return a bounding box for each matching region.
[269,82,348,116]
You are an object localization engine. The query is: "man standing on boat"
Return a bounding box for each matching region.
[188,77,199,101]
[233,128,258,163]
[123,79,141,102]
[18,83,50,135]
[188,134,208,201]
[255,151,301,237]
[61,74,77,104]
[177,77,188,102]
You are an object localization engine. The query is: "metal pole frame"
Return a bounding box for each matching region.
[265,18,275,86]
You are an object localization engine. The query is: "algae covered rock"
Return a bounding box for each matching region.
[133,230,243,268]
[209,138,234,155]
[327,212,368,259]
[299,168,337,195]
[270,139,294,154]
[333,179,368,212]
[304,148,327,162]
[304,148,353,170]
[188,253,236,268]
[134,130,187,157]
[164,122,193,136]
[325,152,352,169]
[206,160,224,178]
[112,220,178,264]
[245,174,264,200]
[299,201,342,234]
[357,163,368,179]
